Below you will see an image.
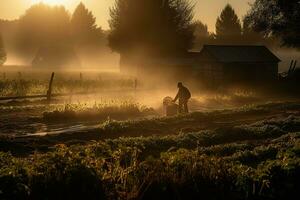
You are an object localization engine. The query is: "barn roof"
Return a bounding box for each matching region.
[199,45,281,63]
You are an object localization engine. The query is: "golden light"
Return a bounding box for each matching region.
[31,0,68,6]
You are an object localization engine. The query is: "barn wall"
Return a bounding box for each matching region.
[193,62,224,87]
[223,62,278,82]
[194,61,278,87]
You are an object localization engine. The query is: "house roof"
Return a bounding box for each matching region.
[198,45,281,63]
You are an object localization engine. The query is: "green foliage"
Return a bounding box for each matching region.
[246,0,300,48]
[0,152,29,199]
[242,17,274,46]
[1,104,300,199]
[0,74,136,97]
[108,0,195,56]
[1,130,300,199]
[28,147,106,200]
[43,102,156,122]
[17,3,71,55]
[15,2,106,64]
[215,4,242,44]
[192,20,213,49]
[71,3,104,47]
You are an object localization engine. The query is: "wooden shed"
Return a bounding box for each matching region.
[194,45,281,85]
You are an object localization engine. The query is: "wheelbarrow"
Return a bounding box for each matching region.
[163,96,178,116]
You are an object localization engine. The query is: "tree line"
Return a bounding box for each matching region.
[0,0,299,66]
[0,2,106,67]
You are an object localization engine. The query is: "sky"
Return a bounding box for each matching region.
[0,0,254,32]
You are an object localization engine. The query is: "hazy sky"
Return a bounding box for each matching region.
[0,0,254,32]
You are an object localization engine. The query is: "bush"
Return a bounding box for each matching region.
[1,113,300,199]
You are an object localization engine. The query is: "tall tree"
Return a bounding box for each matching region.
[192,20,212,49]
[108,0,195,57]
[242,17,266,45]
[0,34,6,65]
[71,2,104,47]
[245,0,300,48]
[17,3,71,56]
[215,4,242,44]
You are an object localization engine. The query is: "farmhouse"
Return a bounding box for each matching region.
[120,45,281,86]
[195,45,281,85]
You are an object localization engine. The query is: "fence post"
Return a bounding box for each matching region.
[47,72,55,101]
[134,78,138,90]
[80,72,83,87]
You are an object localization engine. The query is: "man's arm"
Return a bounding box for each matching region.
[173,91,179,102]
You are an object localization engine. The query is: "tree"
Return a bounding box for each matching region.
[108,0,195,57]
[215,4,242,44]
[242,17,266,45]
[71,2,104,47]
[245,0,300,48]
[17,3,71,56]
[0,34,6,65]
[192,20,212,49]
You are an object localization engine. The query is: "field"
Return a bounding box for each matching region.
[0,71,300,200]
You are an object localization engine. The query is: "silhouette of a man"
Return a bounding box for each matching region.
[173,82,191,114]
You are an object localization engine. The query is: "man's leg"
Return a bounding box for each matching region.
[184,100,189,113]
[178,100,183,114]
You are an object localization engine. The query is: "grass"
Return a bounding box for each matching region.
[1,101,299,154]
[1,71,300,199]
[0,75,136,97]
[43,102,157,122]
[1,111,300,199]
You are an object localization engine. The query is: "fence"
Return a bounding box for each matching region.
[0,72,139,102]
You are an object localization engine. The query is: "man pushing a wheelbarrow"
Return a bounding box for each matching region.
[173,82,191,114]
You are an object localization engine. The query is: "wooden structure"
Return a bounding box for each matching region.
[0,72,55,102]
[195,45,281,86]
[0,72,139,102]
[47,72,55,101]
[120,45,280,86]
[279,60,299,81]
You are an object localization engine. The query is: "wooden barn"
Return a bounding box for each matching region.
[194,45,281,85]
[119,45,280,86]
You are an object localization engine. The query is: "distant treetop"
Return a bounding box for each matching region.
[192,20,213,49]
[17,3,71,52]
[215,4,242,44]
[108,0,195,57]
[245,0,300,48]
[71,2,104,47]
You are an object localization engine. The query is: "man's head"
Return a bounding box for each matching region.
[177,82,183,88]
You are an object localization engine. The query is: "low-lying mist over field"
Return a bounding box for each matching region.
[0,68,298,139]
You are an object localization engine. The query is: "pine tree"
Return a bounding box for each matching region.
[71,2,104,47]
[215,4,242,44]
